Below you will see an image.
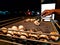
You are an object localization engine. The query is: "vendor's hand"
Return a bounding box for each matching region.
[41,10,55,17]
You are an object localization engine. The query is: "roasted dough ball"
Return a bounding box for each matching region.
[20,35,27,39]
[20,32,27,39]
[11,26,18,30]
[8,31,13,35]
[17,32,20,35]
[13,31,18,34]
[18,25,25,31]
[1,27,8,34]
[30,19,36,22]
[50,32,59,35]
[50,32,59,41]
[8,28,13,35]
[7,34,12,36]
[20,32,28,37]
[39,35,49,40]
[29,34,38,40]
[13,31,20,37]
[29,34,38,38]
[25,18,31,22]
[34,20,40,26]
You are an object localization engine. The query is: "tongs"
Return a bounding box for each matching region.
[36,15,44,26]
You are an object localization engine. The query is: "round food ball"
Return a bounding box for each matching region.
[20,29,24,31]
[50,32,59,35]
[39,35,49,40]
[34,20,40,26]
[8,31,13,35]
[13,31,18,35]
[20,35,27,39]
[11,26,18,30]
[50,32,59,41]
[18,25,25,30]
[7,34,12,36]
[20,32,28,37]
[30,19,36,22]
[29,34,38,40]
[25,18,31,22]
[50,36,59,41]
[17,32,20,35]
[1,27,8,34]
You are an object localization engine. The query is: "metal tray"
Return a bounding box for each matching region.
[5,18,59,33]
[0,16,60,45]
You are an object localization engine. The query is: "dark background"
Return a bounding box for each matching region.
[0,0,40,11]
[42,0,55,4]
[0,0,60,22]
[0,0,41,20]
[55,0,60,22]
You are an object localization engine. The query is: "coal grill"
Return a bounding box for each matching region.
[0,16,60,45]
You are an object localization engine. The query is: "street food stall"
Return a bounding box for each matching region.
[0,16,60,45]
[0,0,60,45]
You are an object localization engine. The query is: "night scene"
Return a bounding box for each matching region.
[0,0,60,45]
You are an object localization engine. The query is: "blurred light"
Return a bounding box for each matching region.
[37,12,40,15]
[5,11,8,13]
[32,11,35,13]
[28,12,31,15]
[0,11,9,15]
[32,11,35,15]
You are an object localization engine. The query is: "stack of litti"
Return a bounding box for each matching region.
[1,27,8,34]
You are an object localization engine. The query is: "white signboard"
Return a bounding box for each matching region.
[41,3,56,21]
